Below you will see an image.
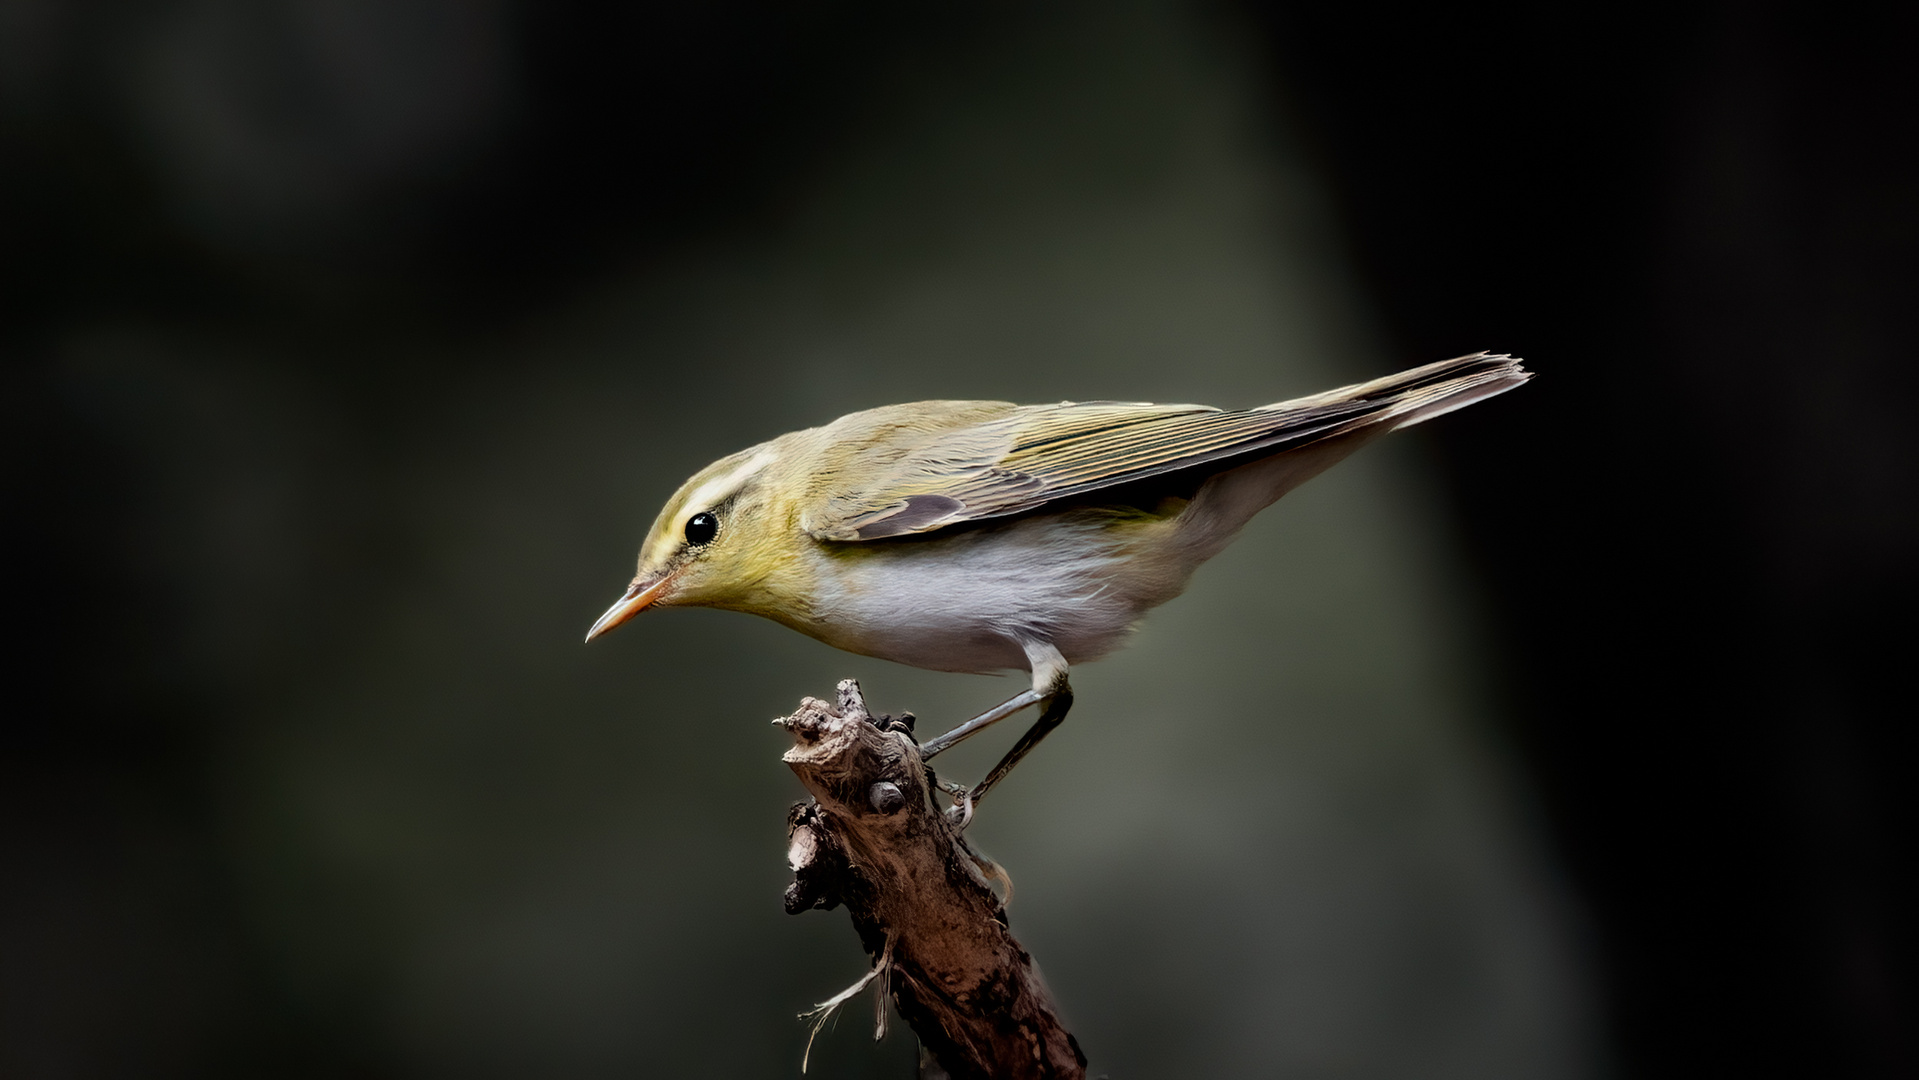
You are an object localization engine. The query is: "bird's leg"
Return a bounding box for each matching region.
[921,640,1071,824]
[950,686,1073,817]
[919,689,1039,815]
[918,689,1045,759]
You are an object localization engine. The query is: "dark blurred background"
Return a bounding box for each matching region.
[4,1,1913,1077]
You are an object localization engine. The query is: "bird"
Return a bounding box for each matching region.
[585,352,1529,819]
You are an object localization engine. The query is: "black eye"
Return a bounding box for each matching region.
[684,512,719,546]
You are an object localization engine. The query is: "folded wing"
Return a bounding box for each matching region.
[803,352,1527,541]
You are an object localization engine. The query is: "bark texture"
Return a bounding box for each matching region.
[779,680,1086,1080]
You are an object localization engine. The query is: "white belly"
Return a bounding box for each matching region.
[795,511,1190,675]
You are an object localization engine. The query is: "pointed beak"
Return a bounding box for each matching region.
[583,571,678,643]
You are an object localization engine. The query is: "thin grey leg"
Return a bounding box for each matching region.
[950,687,1074,816]
[919,688,1044,759]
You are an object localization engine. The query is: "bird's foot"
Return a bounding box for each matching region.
[870,710,915,736]
[943,786,976,831]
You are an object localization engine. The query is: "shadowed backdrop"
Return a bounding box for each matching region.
[5,2,1911,1078]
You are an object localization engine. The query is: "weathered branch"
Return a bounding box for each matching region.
[778,680,1086,1080]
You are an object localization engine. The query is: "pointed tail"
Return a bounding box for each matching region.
[1178,353,1531,557]
[1259,351,1531,430]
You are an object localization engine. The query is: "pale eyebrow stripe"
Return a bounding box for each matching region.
[682,448,774,516]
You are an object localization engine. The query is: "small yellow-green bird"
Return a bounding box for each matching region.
[587,352,1528,817]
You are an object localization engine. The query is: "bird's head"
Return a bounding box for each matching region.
[583,442,802,642]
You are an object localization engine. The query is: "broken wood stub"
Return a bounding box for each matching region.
[779,680,1086,1080]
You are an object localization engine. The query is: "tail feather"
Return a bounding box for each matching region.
[1181,353,1530,555]
[1261,352,1529,428]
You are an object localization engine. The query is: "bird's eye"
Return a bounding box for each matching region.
[684,512,719,546]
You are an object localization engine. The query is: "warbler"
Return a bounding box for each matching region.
[587,352,1528,815]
